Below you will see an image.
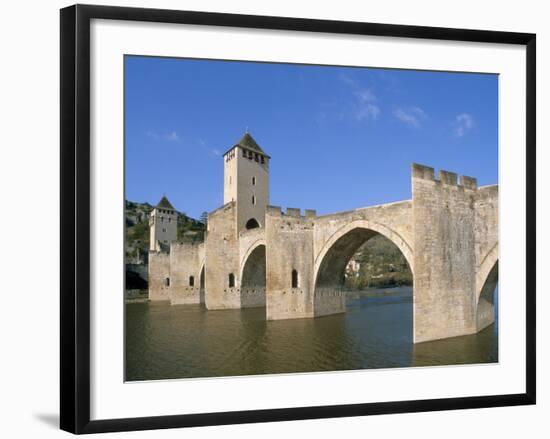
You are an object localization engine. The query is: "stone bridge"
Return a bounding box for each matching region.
[149,163,498,343]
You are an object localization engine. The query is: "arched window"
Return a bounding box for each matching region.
[252,176,256,185]
[292,269,299,288]
[245,218,260,229]
[252,195,256,205]
[228,273,235,288]
[165,277,170,287]
[189,276,194,287]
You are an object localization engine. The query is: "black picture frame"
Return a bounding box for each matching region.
[60,4,536,434]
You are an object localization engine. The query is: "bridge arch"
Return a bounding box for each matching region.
[313,219,414,290]
[476,243,498,304]
[239,239,267,308]
[199,260,205,305]
[245,218,261,229]
[476,243,498,331]
[240,239,266,280]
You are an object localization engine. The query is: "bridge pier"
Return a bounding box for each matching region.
[411,164,498,342]
[265,206,316,320]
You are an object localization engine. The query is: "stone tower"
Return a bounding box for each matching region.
[223,132,270,231]
[149,195,178,251]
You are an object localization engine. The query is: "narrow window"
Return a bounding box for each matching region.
[292,269,299,288]
[254,153,259,162]
[229,176,232,185]
[242,148,246,157]
[252,176,256,185]
[248,151,253,159]
[261,156,265,164]
[162,228,166,233]
[168,218,171,223]
[165,277,170,287]
[161,216,164,223]
[228,273,235,288]
[252,195,256,205]
[189,276,194,287]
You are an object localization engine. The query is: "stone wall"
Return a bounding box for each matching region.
[412,164,478,342]
[314,288,347,317]
[169,241,205,305]
[204,202,241,309]
[148,251,170,301]
[240,287,266,308]
[265,207,316,320]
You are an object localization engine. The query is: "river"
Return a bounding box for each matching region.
[125,286,498,381]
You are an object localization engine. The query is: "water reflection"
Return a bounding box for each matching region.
[125,286,498,381]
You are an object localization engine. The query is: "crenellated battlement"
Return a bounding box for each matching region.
[266,205,282,214]
[266,205,317,218]
[286,208,301,217]
[412,163,435,180]
[412,163,477,190]
[439,170,458,185]
[460,175,477,190]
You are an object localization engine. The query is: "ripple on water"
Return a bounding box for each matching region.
[125,286,498,381]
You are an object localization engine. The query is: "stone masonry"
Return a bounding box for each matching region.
[148,134,498,343]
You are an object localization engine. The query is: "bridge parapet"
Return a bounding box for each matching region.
[412,163,477,190]
[266,205,317,218]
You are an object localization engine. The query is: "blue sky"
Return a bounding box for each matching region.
[125,56,498,219]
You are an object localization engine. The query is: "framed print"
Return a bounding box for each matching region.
[60,4,536,434]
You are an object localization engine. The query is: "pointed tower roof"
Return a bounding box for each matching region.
[224,132,270,158]
[156,195,175,210]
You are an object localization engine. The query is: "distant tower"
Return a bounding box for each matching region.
[223,132,270,231]
[149,196,178,251]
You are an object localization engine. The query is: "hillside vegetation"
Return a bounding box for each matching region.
[345,234,413,289]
